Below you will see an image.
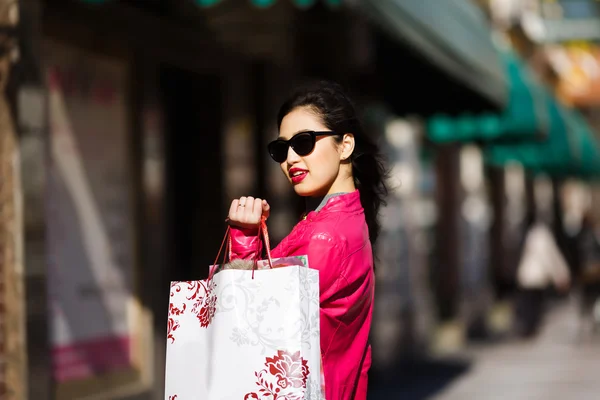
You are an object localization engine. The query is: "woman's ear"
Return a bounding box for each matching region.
[340,133,355,161]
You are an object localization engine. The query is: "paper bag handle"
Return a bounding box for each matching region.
[210,218,273,280]
[259,216,273,269]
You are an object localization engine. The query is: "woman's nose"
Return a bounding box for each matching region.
[286,146,301,163]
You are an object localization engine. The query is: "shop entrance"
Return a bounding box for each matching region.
[160,66,224,282]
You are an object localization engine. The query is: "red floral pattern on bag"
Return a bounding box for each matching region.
[266,350,309,389]
[167,279,217,343]
[244,350,310,400]
[196,292,217,328]
[166,317,180,344]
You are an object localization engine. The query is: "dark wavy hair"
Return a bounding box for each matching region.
[276,80,388,245]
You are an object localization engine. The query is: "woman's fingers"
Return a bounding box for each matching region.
[252,197,262,217]
[227,196,267,228]
[229,199,240,218]
[243,197,255,221]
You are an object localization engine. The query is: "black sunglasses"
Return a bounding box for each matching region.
[267,131,342,163]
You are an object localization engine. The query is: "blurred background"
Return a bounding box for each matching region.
[1,0,599,398]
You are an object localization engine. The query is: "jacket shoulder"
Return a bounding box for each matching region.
[308,216,345,237]
[305,216,350,252]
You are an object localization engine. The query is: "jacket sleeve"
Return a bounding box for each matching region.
[229,226,263,261]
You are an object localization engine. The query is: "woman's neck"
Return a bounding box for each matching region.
[305,170,356,213]
[328,170,356,195]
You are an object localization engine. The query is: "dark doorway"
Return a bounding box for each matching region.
[160,66,224,282]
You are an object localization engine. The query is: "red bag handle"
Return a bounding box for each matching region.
[209,218,273,281]
[260,216,274,268]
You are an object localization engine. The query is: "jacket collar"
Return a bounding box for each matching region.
[313,189,362,216]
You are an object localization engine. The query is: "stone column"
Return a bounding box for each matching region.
[0,0,27,398]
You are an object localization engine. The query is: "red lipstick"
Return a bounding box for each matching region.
[289,168,308,184]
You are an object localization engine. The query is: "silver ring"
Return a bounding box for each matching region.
[238,204,245,208]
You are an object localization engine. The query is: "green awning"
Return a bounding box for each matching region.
[427,50,548,143]
[485,99,600,179]
[355,0,507,106]
[485,97,567,172]
[563,110,600,178]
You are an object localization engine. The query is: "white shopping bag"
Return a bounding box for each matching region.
[165,223,324,400]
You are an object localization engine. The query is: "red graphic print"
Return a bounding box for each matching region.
[167,280,217,343]
[167,317,180,344]
[196,292,217,328]
[245,350,310,399]
[265,350,310,389]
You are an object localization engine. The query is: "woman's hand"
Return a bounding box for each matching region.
[228,196,270,230]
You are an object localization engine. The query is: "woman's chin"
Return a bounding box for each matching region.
[292,184,327,198]
[292,185,312,196]
[292,183,317,197]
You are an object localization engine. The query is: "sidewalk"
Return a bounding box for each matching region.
[369,298,600,400]
[431,299,600,400]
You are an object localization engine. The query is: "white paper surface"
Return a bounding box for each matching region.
[165,260,323,400]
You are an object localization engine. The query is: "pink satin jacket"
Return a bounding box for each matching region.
[230,190,374,400]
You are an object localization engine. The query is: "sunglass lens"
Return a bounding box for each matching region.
[290,133,315,156]
[268,141,288,163]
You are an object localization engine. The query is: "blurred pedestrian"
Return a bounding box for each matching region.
[226,80,388,400]
[577,212,600,338]
[515,214,571,338]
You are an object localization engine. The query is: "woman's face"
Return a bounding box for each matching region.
[278,107,344,197]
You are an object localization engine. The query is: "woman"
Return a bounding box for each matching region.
[227,80,387,399]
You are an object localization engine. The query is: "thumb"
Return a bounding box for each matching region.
[262,200,270,217]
